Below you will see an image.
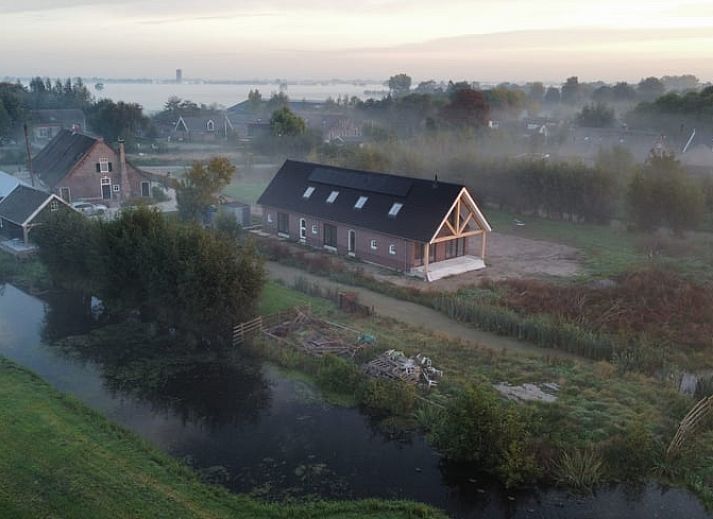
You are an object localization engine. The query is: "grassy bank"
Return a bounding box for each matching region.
[0,252,51,293]
[258,278,713,505]
[0,357,443,519]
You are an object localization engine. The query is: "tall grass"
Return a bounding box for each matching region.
[553,449,604,491]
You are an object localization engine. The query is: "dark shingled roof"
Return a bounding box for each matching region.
[32,130,97,188]
[0,185,53,225]
[32,109,85,127]
[257,160,465,242]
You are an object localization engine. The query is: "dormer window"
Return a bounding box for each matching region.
[206,120,215,131]
[326,191,339,203]
[303,186,315,199]
[388,202,403,217]
[354,196,368,209]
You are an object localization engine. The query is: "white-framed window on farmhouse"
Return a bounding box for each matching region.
[311,224,318,235]
[101,177,111,185]
[99,158,110,173]
[113,185,120,192]
[370,239,377,250]
[50,200,59,212]
[389,244,396,255]
[206,120,215,131]
[267,213,273,223]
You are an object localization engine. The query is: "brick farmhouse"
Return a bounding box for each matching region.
[32,129,157,206]
[257,160,492,281]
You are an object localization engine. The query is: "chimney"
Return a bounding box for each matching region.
[118,139,130,202]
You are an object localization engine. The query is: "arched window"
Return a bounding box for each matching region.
[206,120,215,131]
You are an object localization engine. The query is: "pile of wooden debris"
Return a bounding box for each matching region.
[362,350,443,387]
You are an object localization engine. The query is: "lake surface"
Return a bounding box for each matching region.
[83,81,387,112]
[0,283,710,518]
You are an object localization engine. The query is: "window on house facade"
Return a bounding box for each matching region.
[370,239,377,250]
[101,177,111,185]
[277,212,289,234]
[354,196,368,209]
[206,120,215,131]
[98,158,110,173]
[267,213,273,223]
[303,186,315,199]
[50,200,59,212]
[323,223,337,247]
[113,185,120,192]
[326,191,339,203]
[389,244,396,255]
[311,224,318,235]
[388,202,403,217]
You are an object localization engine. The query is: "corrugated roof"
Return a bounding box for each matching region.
[32,130,97,188]
[257,160,465,242]
[0,185,53,225]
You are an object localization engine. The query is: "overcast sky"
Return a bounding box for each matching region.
[2,0,713,82]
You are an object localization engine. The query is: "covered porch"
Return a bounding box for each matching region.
[410,187,491,282]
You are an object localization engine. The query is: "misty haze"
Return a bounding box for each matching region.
[1,2,713,519]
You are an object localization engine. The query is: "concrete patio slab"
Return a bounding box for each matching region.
[410,255,485,282]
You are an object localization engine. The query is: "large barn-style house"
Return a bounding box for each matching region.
[257,160,492,281]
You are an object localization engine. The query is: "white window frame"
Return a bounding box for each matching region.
[354,196,368,209]
[99,158,110,173]
[113,184,120,192]
[326,191,339,203]
[206,120,215,131]
[50,200,59,212]
[311,224,318,235]
[388,244,396,255]
[370,239,377,250]
[303,186,315,199]
[267,213,273,223]
[388,202,403,217]
[101,176,111,185]
[299,218,307,241]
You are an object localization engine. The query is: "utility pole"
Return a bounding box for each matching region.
[23,123,35,187]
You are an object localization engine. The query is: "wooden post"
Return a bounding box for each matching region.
[424,242,430,280]
[480,232,487,259]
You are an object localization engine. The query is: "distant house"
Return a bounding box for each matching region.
[0,184,72,244]
[32,130,156,206]
[170,114,234,142]
[30,109,86,143]
[0,170,25,203]
[258,160,492,281]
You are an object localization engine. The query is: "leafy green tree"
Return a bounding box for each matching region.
[544,86,561,104]
[432,384,538,487]
[176,157,236,222]
[561,76,581,105]
[637,76,665,102]
[269,106,306,137]
[627,152,704,234]
[388,73,412,97]
[247,89,262,110]
[88,99,151,142]
[576,103,615,127]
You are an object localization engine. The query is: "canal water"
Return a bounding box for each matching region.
[0,283,709,518]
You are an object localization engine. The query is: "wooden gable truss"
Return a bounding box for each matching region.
[423,187,492,274]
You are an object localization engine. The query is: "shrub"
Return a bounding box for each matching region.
[357,379,418,416]
[431,384,538,487]
[553,448,604,491]
[316,355,362,394]
[151,185,170,202]
[601,419,660,480]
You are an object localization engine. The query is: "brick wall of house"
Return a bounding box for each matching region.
[55,142,152,205]
[262,206,416,271]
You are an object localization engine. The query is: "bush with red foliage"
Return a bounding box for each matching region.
[497,270,713,349]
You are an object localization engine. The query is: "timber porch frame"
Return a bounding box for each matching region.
[422,187,492,278]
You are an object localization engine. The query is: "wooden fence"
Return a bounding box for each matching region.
[232,307,310,346]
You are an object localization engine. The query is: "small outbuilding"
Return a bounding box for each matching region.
[0,184,72,244]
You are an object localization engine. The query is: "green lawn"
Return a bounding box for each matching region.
[258,281,332,315]
[0,357,443,519]
[223,180,270,205]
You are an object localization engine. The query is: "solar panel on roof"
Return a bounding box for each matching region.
[308,167,412,197]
